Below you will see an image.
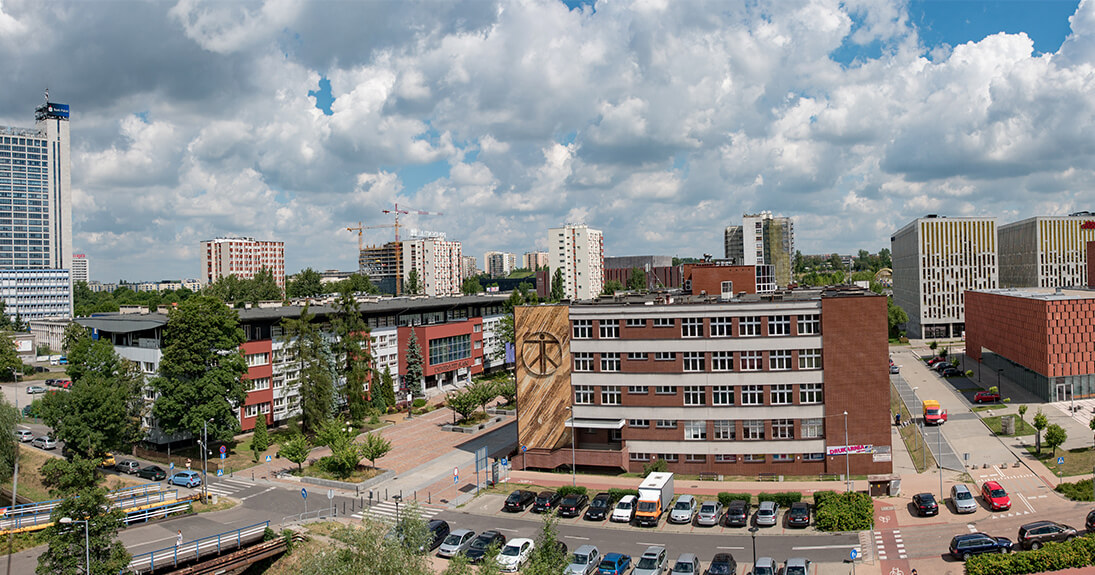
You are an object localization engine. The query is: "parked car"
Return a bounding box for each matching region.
[751,557,777,575]
[168,470,202,488]
[668,494,697,524]
[25,385,46,394]
[114,460,141,474]
[1018,520,1078,550]
[136,465,167,481]
[567,544,600,575]
[533,491,562,514]
[503,490,536,512]
[423,520,450,552]
[465,530,506,564]
[786,501,810,527]
[912,493,939,517]
[1087,509,1095,532]
[982,481,1012,511]
[704,552,737,575]
[782,558,812,575]
[21,405,34,417]
[44,379,57,387]
[57,380,71,389]
[670,552,700,574]
[437,528,476,558]
[974,390,1002,403]
[941,366,963,377]
[33,366,48,373]
[497,538,534,573]
[611,495,636,523]
[890,365,900,374]
[99,453,116,468]
[558,493,589,517]
[951,484,978,514]
[950,532,1013,560]
[31,436,56,450]
[633,545,668,575]
[755,500,778,526]
[926,357,948,366]
[723,500,750,527]
[695,500,723,526]
[14,429,32,442]
[585,492,613,521]
[598,552,632,575]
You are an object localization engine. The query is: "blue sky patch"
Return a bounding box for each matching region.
[309,76,334,116]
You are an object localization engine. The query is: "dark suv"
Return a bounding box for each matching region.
[532,491,562,513]
[557,493,589,517]
[706,552,737,574]
[503,490,536,512]
[950,532,1012,560]
[585,492,612,521]
[912,493,939,517]
[465,530,506,563]
[1017,520,1078,550]
[786,502,810,528]
[425,520,450,552]
[723,500,750,527]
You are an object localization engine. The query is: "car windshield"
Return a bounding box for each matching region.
[617,501,632,510]
[921,496,935,504]
[591,499,607,508]
[991,489,1007,498]
[785,568,806,575]
[926,409,940,415]
[507,493,522,502]
[562,496,578,504]
[672,562,694,573]
[637,501,656,512]
[501,545,520,557]
[536,495,551,502]
[637,556,659,568]
[470,538,488,550]
[759,508,774,516]
[571,553,588,564]
[674,500,691,510]
[956,491,973,500]
[753,566,774,575]
[700,505,716,514]
[707,565,732,575]
[598,559,617,569]
[443,534,463,546]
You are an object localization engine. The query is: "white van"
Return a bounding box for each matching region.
[611,495,636,523]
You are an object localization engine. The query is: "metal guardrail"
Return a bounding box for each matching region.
[2,482,164,519]
[280,507,339,525]
[123,501,191,525]
[127,521,269,574]
[0,489,184,534]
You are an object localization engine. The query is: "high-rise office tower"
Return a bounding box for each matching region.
[70,254,89,284]
[200,237,286,288]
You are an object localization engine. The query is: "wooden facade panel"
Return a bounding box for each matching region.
[515,305,573,451]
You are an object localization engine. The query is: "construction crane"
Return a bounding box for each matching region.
[381,203,443,242]
[345,221,396,252]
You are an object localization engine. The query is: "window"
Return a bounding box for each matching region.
[627,352,647,361]
[715,454,737,463]
[630,452,650,461]
[768,315,791,336]
[740,351,763,371]
[743,420,765,440]
[772,419,794,439]
[712,385,734,405]
[770,384,793,405]
[710,317,733,337]
[656,420,677,429]
[601,386,621,405]
[714,420,735,440]
[769,350,792,371]
[429,334,471,365]
[683,352,705,372]
[797,315,820,335]
[629,419,649,428]
[600,353,621,372]
[627,385,648,394]
[574,385,594,405]
[800,383,823,404]
[660,453,679,462]
[654,351,676,361]
[653,318,674,327]
[655,385,677,395]
[685,454,706,463]
[625,318,646,328]
[739,316,761,336]
[684,386,706,405]
[741,385,763,405]
[684,421,707,440]
[804,453,825,461]
[246,352,269,367]
[599,321,619,339]
[712,351,733,371]
[744,454,765,463]
[245,404,260,418]
[772,454,794,462]
[799,349,822,370]
[573,320,592,339]
[573,352,594,372]
[473,324,482,332]
[248,377,270,392]
[682,318,703,338]
[802,418,823,439]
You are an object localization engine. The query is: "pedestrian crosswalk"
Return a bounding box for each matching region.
[351,500,444,522]
[203,477,257,497]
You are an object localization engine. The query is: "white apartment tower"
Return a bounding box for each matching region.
[523,251,549,270]
[403,238,463,296]
[549,224,604,300]
[891,216,998,339]
[200,237,286,288]
[483,251,517,278]
[998,213,1095,288]
[70,254,89,284]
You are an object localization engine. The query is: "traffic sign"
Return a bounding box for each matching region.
[219,445,226,454]
[850,549,858,560]
[501,458,508,467]
[454,474,459,484]
[265,455,272,463]
[301,488,308,500]
[169,462,175,470]
[1058,456,1065,465]
[327,489,334,500]
[521,445,527,452]
[454,467,459,477]
[220,453,226,460]
[217,469,223,477]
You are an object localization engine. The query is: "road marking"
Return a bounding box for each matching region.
[1016,492,1036,513]
[563,535,589,541]
[636,542,664,547]
[716,546,744,550]
[241,486,276,501]
[791,544,860,550]
[496,528,519,533]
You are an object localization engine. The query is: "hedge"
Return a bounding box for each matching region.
[813,491,873,532]
[757,492,802,508]
[555,485,588,497]
[606,488,638,503]
[718,492,753,507]
[1055,479,1094,502]
[966,535,1095,575]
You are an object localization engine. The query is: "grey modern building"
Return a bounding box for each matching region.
[998,214,1095,288]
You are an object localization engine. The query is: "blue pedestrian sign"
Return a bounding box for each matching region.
[501,458,508,466]
[169,462,174,470]
[220,453,226,460]
[301,488,308,500]
[521,445,527,453]
[265,455,272,463]
[1058,456,1065,465]
[850,549,858,560]
[454,474,459,484]
[217,469,223,477]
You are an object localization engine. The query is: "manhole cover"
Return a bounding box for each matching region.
[459,484,477,493]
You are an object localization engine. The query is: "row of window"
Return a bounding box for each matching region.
[574,350,821,372]
[573,315,820,339]
[629,452,826,463]
[575,383,823,405]
[626,418,823,440]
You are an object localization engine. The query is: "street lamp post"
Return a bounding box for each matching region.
[201,417,213,503]
[749,526,759,566]
[564,406,575,486]
[938,421,944,502]
[843,411,851,492]
[59,517,89,575]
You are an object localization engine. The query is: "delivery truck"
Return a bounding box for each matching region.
[635,472,674,527]
[922,399,948,425]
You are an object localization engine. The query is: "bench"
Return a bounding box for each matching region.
[698,472,718,481]
[757,473,778,482]
[818,473,840,482]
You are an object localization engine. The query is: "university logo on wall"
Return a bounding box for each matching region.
[522,331,562,377]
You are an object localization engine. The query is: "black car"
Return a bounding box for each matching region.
[723,500,750,527]
[705,552,737,575]
[532,491,562,513]
[1087,509,1095,532]
[136,465,167,481]
[557,493,589,517]
[465,530,506,563]
[585,492,612,521]
[786,502,810,528]
[950,532,1012,560]
[1017,520,1078,550]
[424,519,450,552]
[941,366,962,377]
[912,493,939,517]
[503,490,536,512]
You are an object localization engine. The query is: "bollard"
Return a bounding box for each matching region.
[251,472,254,481]
[428,491,431,504]
[414,490,417,501]
[343,501,346,514]
[385,488,388,500]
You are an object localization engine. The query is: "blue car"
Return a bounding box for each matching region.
[598,552,631,575]
[169,470,202,488]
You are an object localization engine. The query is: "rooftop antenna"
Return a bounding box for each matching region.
[43,88,49,103]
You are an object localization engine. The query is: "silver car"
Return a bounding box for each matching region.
[633,545,667,575]
[567,544,600,575]
[31,436,56,450]
[755,500,778,526]
[668,494,697,524]
[783,558,812,575]
[437,528,476,558]
[951,484,978,514]
[695,500,722,526]
[752,557,777,575]
[670,552,700,574]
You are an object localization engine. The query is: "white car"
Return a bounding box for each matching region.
[497,538,534,573]
[14,430,33,442]
[611,495,636,523]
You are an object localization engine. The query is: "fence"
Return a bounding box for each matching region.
[280,507,339,526]
[127,521,269,573]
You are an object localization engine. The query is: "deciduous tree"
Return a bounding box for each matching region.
[405,269,421,295]
[462,276,483,295]
[627,267,646,291]
[601,279,624,296]
[280,434,311,472]
[286,267,324,298]
[522,513,568,575]
[447,389,479,423]
[359,432,392,469]
[550,268,564,301]
[36,486,130,575]
[1033,410,1048,454]
[0,395,17,479]
[1045,423,1067,457]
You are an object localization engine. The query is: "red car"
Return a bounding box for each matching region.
[973,391,1001,403]
[981,481,1011,511]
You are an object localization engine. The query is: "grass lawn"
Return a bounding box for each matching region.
[891,384,937,473]
[983,415,1037,436]
[194,497,239,513]
[0,448,145,503]
[971,405,1000,413]
[1025,446,1095,477]
[290,465,384,483]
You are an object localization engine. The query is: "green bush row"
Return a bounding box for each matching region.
[813,491,873,532]
[966,535,1095,575]
[1055,479,1094,502]
[757,491,802,508]
[606,488,638,503]
[555,485,587,497]
[717,492,753,506]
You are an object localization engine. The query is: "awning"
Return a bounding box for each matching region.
[565,418,626,430]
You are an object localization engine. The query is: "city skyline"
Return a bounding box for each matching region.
[1,1,1092,282]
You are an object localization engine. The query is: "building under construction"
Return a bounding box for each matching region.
[360,242,403,295]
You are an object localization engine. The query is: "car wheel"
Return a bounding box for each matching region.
[960,552,969,561]
[998,547,1007,554]
[1031,542,1041,550]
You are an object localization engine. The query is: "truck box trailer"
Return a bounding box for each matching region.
[635,472,674,527]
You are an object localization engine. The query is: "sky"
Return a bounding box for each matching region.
[1,0,1093,283]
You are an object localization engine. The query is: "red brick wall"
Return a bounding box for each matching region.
[1046,299,1095,377]
[965,291,1051,374]
[683,264,758,296]
[399,320,485,379]
[240,340,273,431]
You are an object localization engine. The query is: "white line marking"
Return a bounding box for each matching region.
[636,542,664,547]
[240,486,276,501]
[792,544,861,550]
[716,546,745,550]
[563,536,589,541]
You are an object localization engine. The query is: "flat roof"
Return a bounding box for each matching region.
[971,287,1095,301]
[570,285,877,307]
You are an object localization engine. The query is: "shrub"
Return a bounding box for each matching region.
[555,485,587,498]
[412,398,427,408]
[966,534,1095,575]
[812,490,839,508]
[643,459,668,475]
[717,492,752,507]
[757,491,801,508]
[1055,479,1094,502]
[606,488,638,503]
[813,492,873,531]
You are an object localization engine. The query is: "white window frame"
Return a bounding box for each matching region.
[800,383,823,404]
[772,419,794,439]
[661,453,679,462]
[772,454,794,462]
[573,352,594,372]
[768,315,791,336]
[740,350,763,371]
[625,318,646,328]
[739,316,761,337]
[802,418,823,439]
[710,317,733,337]
[600,353,621,372]
[248,377,270,392]
[656,420,677,429]
[769,350,792,371]
[770,384,793,405]
[601,386,621,405]
[743,420,765,440]
[574,385,594,405]
[627,385,648,394]
[599,321,619,339]
[684,386,706,406]
[627,352,647,361]
[573,320,593,339]
[712,351,733,371]
[712,385,734,405]
[684,420,707,440]
[799,349,822,370]
[744,454,765,463]
[683,352,705,372]
[714,420,735,440]
[655,352,675,361]
[653,317,674,328]
[797,314,820,335]
[804,452,825,461]
[246,352,269,367]
[628,419,649,428]
[741,385,763,405]
[715,454,737,463]
[685,453,706,463]
[681,318,703,338]
[655,385,677,395]
[630,452,650,461]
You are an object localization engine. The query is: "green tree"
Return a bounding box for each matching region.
[405,269,421,295]
[469,380,498,414]
[36,486,130,575]
[248,267,284,303]
[151,296,248,443]
[40,457,99,495]
[331,288,372,422]
[447,389,480,423]
[627,267,647,291]
[1033,410,1048,454]
[404,329,424,398]
[61,322,87,354]
[493,314,514,366]
[550,268,564,301]
[280,434,311,472]
[442,553,475,575]
[359,432,392,469]
[286,267,325,298]
[42,355,144,461]
[334,273,379,295]
[878,248,892,269]
[281,305,334,435]
[297,513,431,575]
[63,335,123,385]
[461,276,483,295]
[317,419,361,479]
[0,395,17,480]
[251,414,269,461]
[378,367,397,410]
[522,513,568,575]
[1045,423,1067,457]
[0,335,21,382]
[1018,404,1028,422]
[601,279,624,296]
[496,379,516,407]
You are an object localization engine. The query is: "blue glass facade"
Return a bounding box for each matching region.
[0,134,52,268]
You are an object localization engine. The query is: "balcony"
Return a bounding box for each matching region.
[519,444,629,472]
